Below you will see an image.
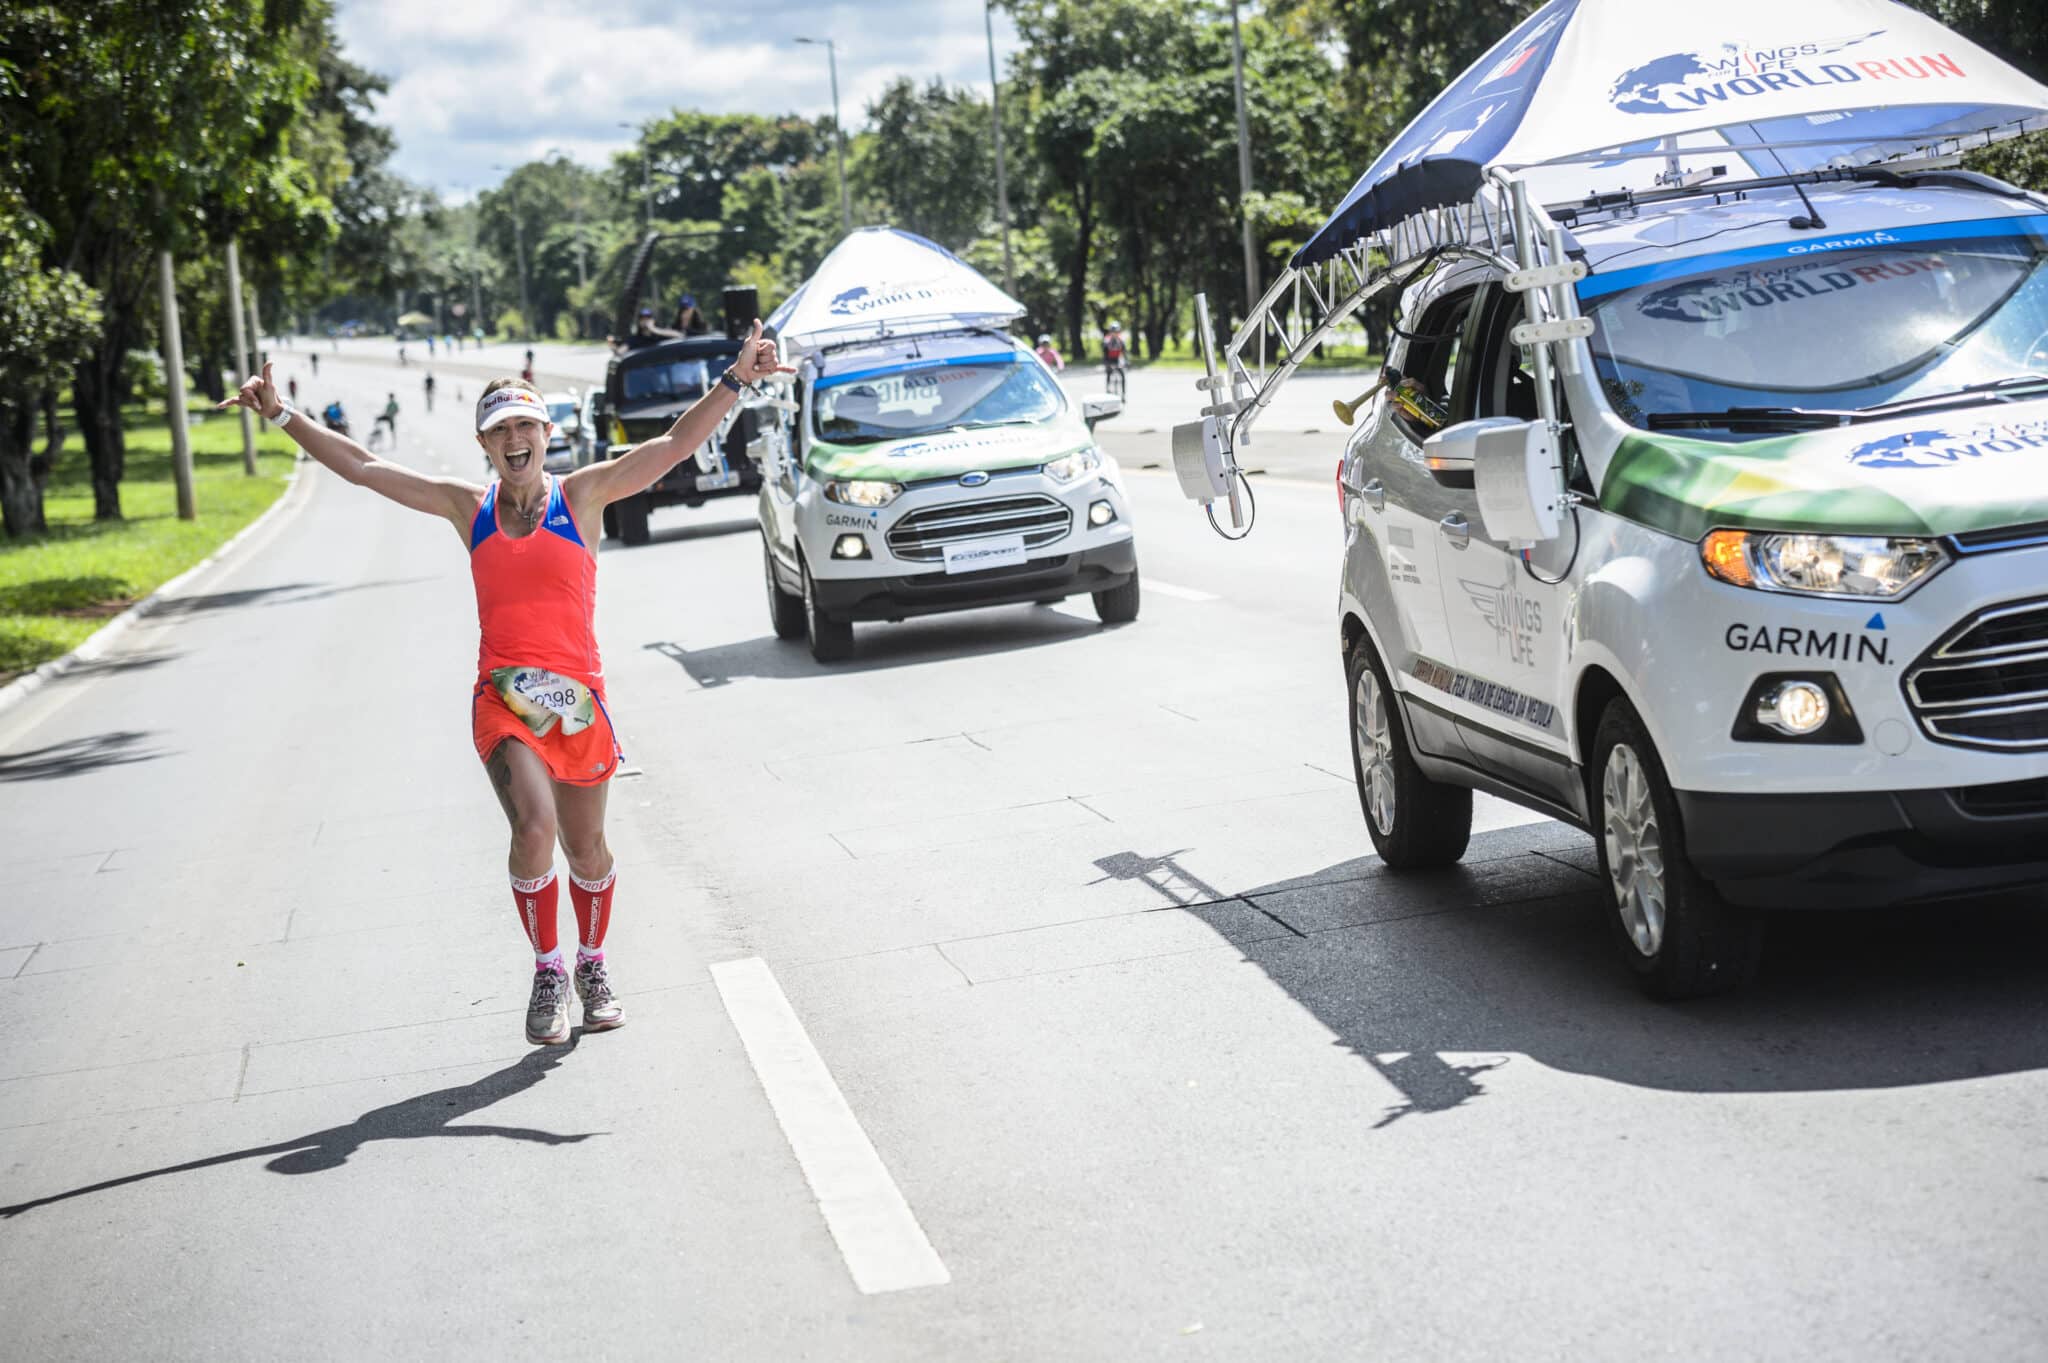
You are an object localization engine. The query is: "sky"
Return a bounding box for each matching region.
[332,1,1024,198]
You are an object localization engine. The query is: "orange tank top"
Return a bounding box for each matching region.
[469,477,602,688]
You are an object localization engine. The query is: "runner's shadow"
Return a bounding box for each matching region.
[0,1039,600,1218]
[0,729,167,782]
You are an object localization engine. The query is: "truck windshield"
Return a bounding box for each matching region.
[1583,216,2048,439]
[622,357,715,403]
[812,353,1063,445]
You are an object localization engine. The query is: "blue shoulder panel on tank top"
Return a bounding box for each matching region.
[542,478,585,548]
[470,483,499,551]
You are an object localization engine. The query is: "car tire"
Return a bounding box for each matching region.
[1093,572,1140,624]
[1590,698,1764,1000]
[802,557,854,662]
[617,494,650,547]
[765,538,805,641]
[1346,635,1471,869]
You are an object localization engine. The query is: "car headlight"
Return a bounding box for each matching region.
[823,479,903,508]
[1700,529,1948,599]
[1042,446,1102,484]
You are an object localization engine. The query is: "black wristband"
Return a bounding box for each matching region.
[719,369,746,395]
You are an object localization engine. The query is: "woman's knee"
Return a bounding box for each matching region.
[559,825,610,870]
[510,813,557,863]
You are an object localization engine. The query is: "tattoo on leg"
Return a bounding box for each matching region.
[485,744,522,827]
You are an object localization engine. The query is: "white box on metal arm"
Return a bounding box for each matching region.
[1473,420,1562,547]
[1171,417,1232,504]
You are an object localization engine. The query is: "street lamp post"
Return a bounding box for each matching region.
[984,2,1015,296]
[1230,0,1259,314]
[492,165,534,340]
[794,36,853,234]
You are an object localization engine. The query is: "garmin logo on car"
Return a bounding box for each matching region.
[826,511,878,529]
[1609,33,1968,116]
[1724,622,1891,664]
[1848,417,2048,470]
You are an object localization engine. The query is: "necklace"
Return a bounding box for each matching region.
[507,477,547,530]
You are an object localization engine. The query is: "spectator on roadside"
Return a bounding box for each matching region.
[288,376,300,404]
[1034,333,1065,371]
[310,352,319,377]
[424,372,437,412]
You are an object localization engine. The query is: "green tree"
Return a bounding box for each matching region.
[2,0,333,520]
[0,182,101,537]
[854,78,997,250]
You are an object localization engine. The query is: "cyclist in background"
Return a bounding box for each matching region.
[1034,333,1064,372]
[1102,321,1129,397]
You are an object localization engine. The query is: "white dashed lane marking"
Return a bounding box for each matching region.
[710,955,950,1294]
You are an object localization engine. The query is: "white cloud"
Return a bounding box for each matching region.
[333,0,1021,194]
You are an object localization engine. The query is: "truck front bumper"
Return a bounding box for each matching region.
[1678,782,2048,907]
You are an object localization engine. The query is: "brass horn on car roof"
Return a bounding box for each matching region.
[1333,366,1401,426]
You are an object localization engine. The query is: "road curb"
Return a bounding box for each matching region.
[0,460,314,721]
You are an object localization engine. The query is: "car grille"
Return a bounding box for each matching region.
[885,495,1071,563]
[1905,597,2048,751]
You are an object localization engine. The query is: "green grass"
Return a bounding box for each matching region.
[0,402,296,679]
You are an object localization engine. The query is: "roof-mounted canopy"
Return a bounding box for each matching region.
[1294,0,2048,267]
[766,227,1025,348]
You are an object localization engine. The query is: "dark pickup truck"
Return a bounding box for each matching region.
[594,335,765,545]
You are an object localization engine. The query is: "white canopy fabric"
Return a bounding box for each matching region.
[766,227,1025,347]
[1296,0,2048,265]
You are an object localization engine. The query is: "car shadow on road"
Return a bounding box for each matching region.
[0,1039,601,1219]
[627,514,759,548]
[1113,823,2048,1126]
[645,607,1102,685]
[0,729,168,782]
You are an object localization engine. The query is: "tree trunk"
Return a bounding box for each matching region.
[1064,184,1093,359]
[35,388,63,498]
[0,402,44,539]
[195,347,226,405]
[74,343,127,522]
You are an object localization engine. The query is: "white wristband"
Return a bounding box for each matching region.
[267,404,295,430]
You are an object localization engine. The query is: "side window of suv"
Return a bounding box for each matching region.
[1467,283,1589,490]
[1387,286,1478,446]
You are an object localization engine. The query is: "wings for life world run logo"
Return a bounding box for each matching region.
[828,277,979,318]
[1848,417,2048,470]
[1609,31,1971,116]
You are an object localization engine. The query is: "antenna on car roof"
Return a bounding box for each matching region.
[1745,124,1827,230]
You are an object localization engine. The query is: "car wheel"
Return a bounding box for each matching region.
[617,494,650,547]
[1591,698,1763,1000]
[1346,635,1471,869]
[764,537,805,641]
[802,557,854,662]
[1092,572,1140,624]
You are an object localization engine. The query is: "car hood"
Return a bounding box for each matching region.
[805,417,1093,483]
[1601,398,2048,540]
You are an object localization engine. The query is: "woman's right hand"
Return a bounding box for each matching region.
[218,361,282,421]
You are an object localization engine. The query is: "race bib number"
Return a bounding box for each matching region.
[489,666,596,738]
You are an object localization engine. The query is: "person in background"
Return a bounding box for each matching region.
[1034,333,1065,371]
[673,293,709,336]
[287,376,299,405]
[424,372,436,412]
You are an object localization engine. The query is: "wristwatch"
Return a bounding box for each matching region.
[718,369,746,396]
[267,403,295,429]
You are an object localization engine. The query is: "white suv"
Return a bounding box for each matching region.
[1334,173,2048,996]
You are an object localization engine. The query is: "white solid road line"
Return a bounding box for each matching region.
[710,955,951,1295]
[1143,579,1219,602]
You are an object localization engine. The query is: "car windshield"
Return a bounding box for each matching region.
[811,352,1064,445]
[547,402,576,424]
[1583,215,2048,440]
[621,357,715,403]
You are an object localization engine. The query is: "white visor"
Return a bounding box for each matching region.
[475,385,549,433]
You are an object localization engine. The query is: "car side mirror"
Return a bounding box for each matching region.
[1082,394,1122,430]
[1423,418,1564,547]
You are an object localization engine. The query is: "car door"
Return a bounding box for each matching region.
[1430,283,1578,806]
[753,372,805,563]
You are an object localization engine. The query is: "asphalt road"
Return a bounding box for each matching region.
[3,345,2046,1360]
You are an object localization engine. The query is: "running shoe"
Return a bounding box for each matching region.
[574,956,624,1031]
[526,964,571,1045]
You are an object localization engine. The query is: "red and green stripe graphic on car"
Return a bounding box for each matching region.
[1599,428,2048,540]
